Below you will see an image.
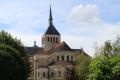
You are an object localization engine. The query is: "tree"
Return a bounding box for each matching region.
[0,30,26,56]
[88,55,120,80]
[75,53,91,80]
[88,56,111,80]
[0,45,22,80]
[88,36,120,80]
[94,36,120,57]
[0,30,30,80]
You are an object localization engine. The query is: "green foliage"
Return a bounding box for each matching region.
[110,54,120,79]
[0,30,26,57]
[88,56,111,80]
[88,55,120,80]
[75,54,91,80]
[88,36,120,80]
[0,30,30,80]
[0,45,22,80]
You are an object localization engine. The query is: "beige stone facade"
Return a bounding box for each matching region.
[33,51,76,80]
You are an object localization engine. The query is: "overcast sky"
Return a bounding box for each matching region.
[0,0,120,56]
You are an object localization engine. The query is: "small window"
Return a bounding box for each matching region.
[51,37,52,43]
[38,72,39,77]
[67,56,69,61]
[58,71,61,77]
[43,72,45,78]
[62,56,64,61]
[51,72,54,77]
[56,38,58,43]
[48,37,50,41]
[71,56,73,61]
[57,56,59,61]
[53,37,55,43]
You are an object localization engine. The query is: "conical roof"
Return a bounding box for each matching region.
[53,41,71,51]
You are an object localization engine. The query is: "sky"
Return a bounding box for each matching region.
[0,0,120,56]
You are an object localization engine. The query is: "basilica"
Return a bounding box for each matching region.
[25,6,90,80]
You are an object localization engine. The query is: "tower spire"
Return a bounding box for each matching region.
[42,0,61,51]
[44,1,60,35]
[49,5,53,25]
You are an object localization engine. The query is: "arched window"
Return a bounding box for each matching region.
[62,56,64,61]
[67,56,69,61]
[57,56,59,61]
[43,72,45,78]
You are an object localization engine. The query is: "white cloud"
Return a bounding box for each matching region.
[67,4,120,56]
[68,4,100,24]
[0,0,48,33]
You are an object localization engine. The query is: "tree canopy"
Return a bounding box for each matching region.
[0,30,29,57]
[95,36,120,57]
[0,30,30,80]
[88,55,120,80]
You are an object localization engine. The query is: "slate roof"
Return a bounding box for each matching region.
[45,24,60,35]
[24,47,43,56]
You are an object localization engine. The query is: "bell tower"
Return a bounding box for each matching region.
[42,5,61,51]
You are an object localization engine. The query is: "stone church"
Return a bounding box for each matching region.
[25,6,90,80]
